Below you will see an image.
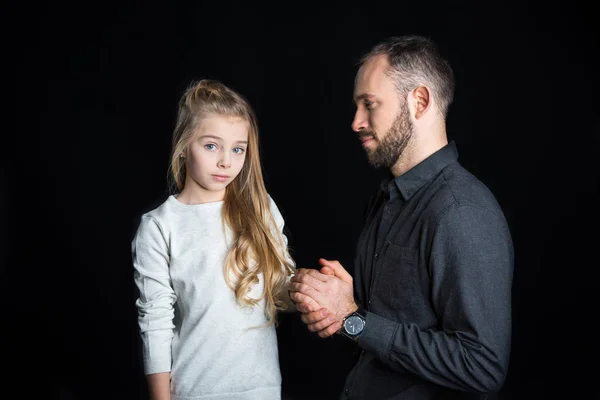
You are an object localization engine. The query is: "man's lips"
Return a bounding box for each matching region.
[359,135,375,146]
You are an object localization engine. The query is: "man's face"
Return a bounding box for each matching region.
[352,55,413,169]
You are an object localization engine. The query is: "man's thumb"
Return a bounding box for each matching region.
[318,258,352,282]
[320,266,334,276]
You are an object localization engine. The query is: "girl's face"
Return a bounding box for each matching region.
[183,115,249,202]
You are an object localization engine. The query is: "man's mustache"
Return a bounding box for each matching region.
[358,131,377,140]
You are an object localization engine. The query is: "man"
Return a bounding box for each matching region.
[288,35,514,399]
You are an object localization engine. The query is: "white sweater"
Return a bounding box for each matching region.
[131,194,294,400]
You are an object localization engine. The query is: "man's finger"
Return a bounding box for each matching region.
[318,258,352,283]
[290,273,326,291]
[300,308,330,324]
[289,290,318,306]
[318,321,342,338]
[291,268,330,283]
[288,282,321,299]
[295,268,312,275]
[307,314,337,332]
[295,302,316,313]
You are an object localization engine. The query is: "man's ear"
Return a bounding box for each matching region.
[411,85,432,120]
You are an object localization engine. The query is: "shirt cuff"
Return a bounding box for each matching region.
[358,311,396,360]
[144,353,172,375]
[142,333,173,375]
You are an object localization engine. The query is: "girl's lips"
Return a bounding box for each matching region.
[211,175,230,182]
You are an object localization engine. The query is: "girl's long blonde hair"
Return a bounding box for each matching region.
[169,79,295,325]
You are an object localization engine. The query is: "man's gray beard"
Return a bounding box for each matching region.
[367,105,413,169]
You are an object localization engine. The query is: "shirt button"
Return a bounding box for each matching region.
[374,253,379,259]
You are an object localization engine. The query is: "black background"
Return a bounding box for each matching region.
[7,0,599,399]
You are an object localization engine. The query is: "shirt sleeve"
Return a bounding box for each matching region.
[131,214,177,375]
[357,203,514,392]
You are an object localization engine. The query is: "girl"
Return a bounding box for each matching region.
[131,79,296,400]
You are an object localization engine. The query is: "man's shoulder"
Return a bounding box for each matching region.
[427,162,505,217]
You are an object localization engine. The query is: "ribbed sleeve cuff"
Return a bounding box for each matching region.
[144,353,172,375]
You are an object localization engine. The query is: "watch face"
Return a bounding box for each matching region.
[344,315,365,335]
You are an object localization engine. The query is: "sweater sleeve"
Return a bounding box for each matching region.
[132,214,177,375]
[357,204,514,392]
[268,195,296,270]
[268,195,297,309]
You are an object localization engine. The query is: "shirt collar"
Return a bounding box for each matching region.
[381,141,459,201]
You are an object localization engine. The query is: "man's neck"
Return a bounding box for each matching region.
[390,125,448,178]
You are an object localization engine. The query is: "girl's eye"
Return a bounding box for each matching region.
[233,147,245,154]
[205,144,217,151]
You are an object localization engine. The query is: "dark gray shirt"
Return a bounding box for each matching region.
[341,141,514,399]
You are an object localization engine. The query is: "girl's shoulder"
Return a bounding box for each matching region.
[141,195,174,220]
[133,195,173,236]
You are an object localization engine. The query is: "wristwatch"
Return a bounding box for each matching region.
[341,306,367,341]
